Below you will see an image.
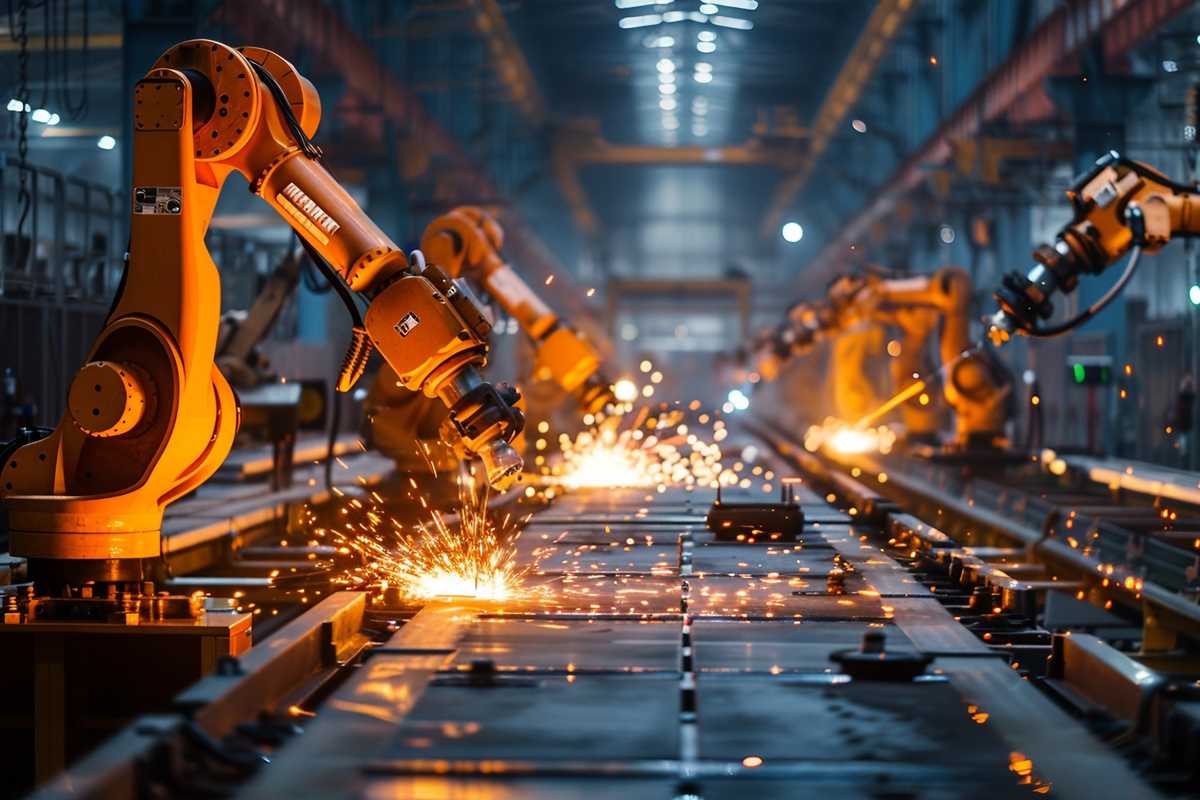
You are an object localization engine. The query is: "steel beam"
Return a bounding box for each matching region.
[759,0,917,238]
[467,0,547,126]
[803,0,1192,286]
[458,0,605,237]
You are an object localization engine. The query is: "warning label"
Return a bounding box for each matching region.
[395,313,420,337]
[133,186,182,215]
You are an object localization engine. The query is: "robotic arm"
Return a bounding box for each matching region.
[989,151,1200,344]
[754,268,1010,444]
[421,207,615,415]
[0,40,522,586]
[860,268,1011,445]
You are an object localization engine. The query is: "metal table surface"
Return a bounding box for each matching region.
[233,477,1159,799]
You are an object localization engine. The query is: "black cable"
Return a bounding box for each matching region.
[1021,246,1143,338]
[57,0,87,119]
[296,235,364,327]
[247,59,322,160]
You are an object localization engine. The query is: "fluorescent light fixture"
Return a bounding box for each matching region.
[693,70,713,83]
[781,222,804,243]
[644,34,675,47]
[616,0,672,7]
[699,2,719,13]
[656,57,675,73]
[30,108,51,123]
[711,0,758,9]
[698,30,717,42]
[97,135,116,150]
[688,11,709,21]
[663,116,680,130]
[712,15,753,29]
[659,72,676,84]
[619,13,662,28]
[662,10,686,22]
[660,97,678,110]
[697,41,716,53]
[7,99,25,112]
[46,112,59,125]
[694,61,713,72]
[659,83,677,95]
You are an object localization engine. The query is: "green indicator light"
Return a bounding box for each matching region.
[1072,363,1086,384]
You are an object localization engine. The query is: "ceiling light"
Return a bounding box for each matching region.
[660,72,676,84]
[697,41,716,53]
[692,104,707,116]
[663,116,680,130]
[656,58,675,73]
[698,30,717,42]
[694,61,713,72]
[938,224,956,244]
[692,98,708,111]
[97,135,116,150]
[30,108,51,123]
[616,0,673,7]
[781,222,804,243]
[693,70,713,83]
[644,34,675,47]
[659,83,677,95]
[710,0,758,9]
[46,112,59,125]
[6,99,27,112]
[711,15,752,29]
[700,2,719,12]
[619,13,662,28]
[663,10,686,22]
[692,124,708,136]
[851,119,867,133]
[659,97,678,110]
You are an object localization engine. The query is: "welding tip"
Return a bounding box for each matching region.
[479,438,523,491]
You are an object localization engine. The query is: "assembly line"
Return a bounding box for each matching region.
[4,3,1200,799]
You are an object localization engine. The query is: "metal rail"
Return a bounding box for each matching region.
[752,419,1200,643]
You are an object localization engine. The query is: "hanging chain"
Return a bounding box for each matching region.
[14,0,31,269]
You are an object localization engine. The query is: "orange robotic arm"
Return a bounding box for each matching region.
[855,268,1011,445]
[421,207,615,415]
[0,40,522,587]
[990,151,1200,344]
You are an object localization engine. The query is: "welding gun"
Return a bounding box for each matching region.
[989,151,1200,345]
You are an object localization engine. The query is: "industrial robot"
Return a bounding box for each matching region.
[0,40,525,594]
[748,267,1012,448]
[990,151,1200,344]
[364,206,614,474]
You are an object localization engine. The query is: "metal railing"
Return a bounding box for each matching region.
[1,160,122,302]
[1,158,292,427]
